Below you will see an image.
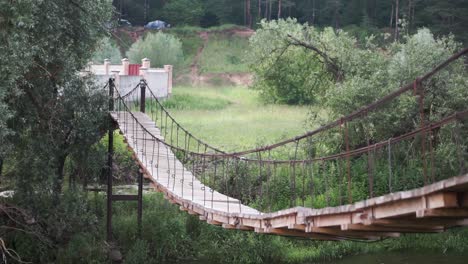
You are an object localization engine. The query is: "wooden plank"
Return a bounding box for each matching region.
[341,224,444,233]
[310,227,400,239]
[363,218,468,228]
[258,228,345,241]
[222,224,254,231]
[417,208,468,218]
[314,213,353,227]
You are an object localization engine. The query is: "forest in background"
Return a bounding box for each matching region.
[1,0,468,263]
[114,0,468,43]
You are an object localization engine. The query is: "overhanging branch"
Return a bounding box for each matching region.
[286,34,343,81]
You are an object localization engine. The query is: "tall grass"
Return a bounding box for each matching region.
[200,34,250,74]
[161,93,231,110]
[158,86,314,151]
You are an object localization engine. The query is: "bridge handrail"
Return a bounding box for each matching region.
[141,80,227,154]
[112,80,468,165]
[114,47,467,164]
[126,48,468,159]
[212,47,468,157]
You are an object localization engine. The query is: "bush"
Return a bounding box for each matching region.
[125,239,152,264]
[91,37,121,64]
[127,32,184,68]
[56,233,105,264]
[247,19,337,105]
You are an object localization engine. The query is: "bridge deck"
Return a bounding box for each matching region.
[112,111,468,241]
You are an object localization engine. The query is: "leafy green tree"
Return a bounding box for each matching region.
[92,37,122,64]
[161,0,204,26]
[326,28,467,141]
[248,18,357,104]
[127,31,184,67]
[0,0,113,261]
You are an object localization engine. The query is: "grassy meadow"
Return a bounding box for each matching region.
[161,86,316,151]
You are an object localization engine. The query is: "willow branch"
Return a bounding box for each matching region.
[286,34,343,80]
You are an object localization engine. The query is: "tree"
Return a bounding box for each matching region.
[127,32,184,67]
[278,0,282,18]
[161,0,204,26]
[247,19,343,104]
[0,0,113,260]
[258,0,262,20]
[394,0,399,41]
[92,38,122,64]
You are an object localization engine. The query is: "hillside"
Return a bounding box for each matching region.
[112,25,254,86]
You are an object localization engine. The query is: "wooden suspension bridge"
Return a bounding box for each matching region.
[105,48,468,241]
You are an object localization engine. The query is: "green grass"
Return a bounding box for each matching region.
[162,93,232,110]
[171,33,204,75]
[200,34,250,74]
[167,25,251,75]
[159,86,314,151]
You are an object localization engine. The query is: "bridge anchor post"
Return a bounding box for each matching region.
[107,78,115,242]
[140,79,146,113]
[137,171,143,236]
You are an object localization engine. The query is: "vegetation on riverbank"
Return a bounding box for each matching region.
[2,1,468,263]
[120,86,468,263]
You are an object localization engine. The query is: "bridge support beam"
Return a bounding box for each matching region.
[137,170,143,236]
[107,78,145,242]
[107,78,115,242]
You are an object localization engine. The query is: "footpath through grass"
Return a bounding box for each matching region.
[161,86,313,151]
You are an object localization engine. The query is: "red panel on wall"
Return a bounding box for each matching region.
[128,64,141,76]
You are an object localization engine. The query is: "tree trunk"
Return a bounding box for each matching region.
[408,0,414,30]
[0,157,3,178]
[119,0,123,19]
[390,3,393,28]
[394,0,399,41]
[311,0,316,24]
[333,0,340,29]
[278,0,282,19]
[53,154,67,205]
[258,0,262,20]
[244,0,247,26]
[268,0,273,20]
[247,0,252,27]
[264,0,269,20]
[144,0,149,24]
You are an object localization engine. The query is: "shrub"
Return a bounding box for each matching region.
[127,32,184,68]
[125,239,152,264]
[247,19,337,105]
[91,37,121,64]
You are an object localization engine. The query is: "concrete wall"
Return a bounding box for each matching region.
[94,74,112,88]
[117,75,142,97]
[144,70,169,98]
[84,59,172,99]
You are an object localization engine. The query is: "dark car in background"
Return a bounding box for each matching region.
[144,20,170,30]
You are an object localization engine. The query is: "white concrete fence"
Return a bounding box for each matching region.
[83,58,173,98]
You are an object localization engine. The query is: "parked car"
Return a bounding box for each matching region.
[118,19,132,27]
[144,20,170,30]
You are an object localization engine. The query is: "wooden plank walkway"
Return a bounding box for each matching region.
[112,111,468,241]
